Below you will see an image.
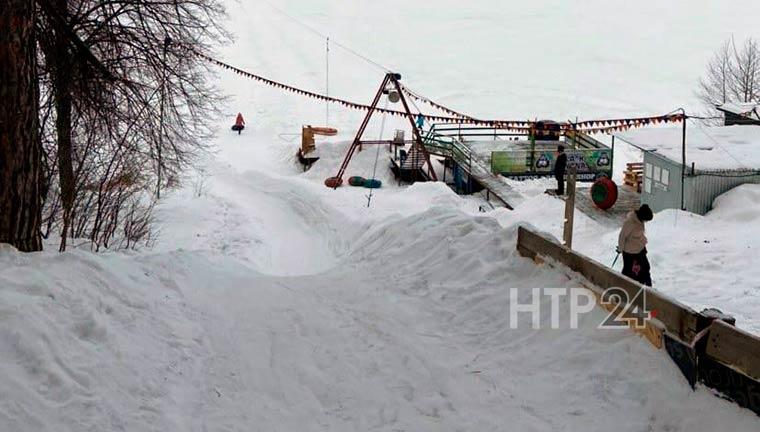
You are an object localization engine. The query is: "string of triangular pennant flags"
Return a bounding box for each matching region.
[192,48,685,133]
[190,50,469,123]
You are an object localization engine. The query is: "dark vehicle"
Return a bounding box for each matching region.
[531,120,561,141]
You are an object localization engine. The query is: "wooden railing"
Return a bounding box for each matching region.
[516,226,760,416]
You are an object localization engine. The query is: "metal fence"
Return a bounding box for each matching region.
[642,152,760,215]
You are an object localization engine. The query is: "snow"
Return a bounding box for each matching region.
[3,0,760,430]
[718,102,760,120]
[502,184,760,334]
[3,216,759,431]
[616,124,760,171]
[708,182,760,223]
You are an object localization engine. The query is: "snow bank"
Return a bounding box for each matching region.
[299,140,401,188]
[5,0,760,429]
[0,248,217,431]
[4,206,760,431]
[708,183,760,223]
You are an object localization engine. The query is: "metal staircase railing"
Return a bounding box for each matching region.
[421,125,473,173]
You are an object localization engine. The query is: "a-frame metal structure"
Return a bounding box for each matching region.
[324,72,438,188]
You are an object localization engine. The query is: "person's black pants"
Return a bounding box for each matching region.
[555,174,565,195]
[622,249,652,286]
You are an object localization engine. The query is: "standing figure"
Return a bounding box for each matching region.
[415,113,425,131]
[554,145,567,195]
[232,113,245,135]
[618,204,654,286]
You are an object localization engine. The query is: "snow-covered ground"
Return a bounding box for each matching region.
[498,182,760,334]
[3,0,760,430]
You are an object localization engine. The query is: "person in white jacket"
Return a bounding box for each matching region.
[617,204,654,286]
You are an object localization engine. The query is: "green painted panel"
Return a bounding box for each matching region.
[492,148,613,181]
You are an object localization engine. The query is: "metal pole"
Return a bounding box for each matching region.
[390,74,438,181]
[529,124,536,173]
[333,73,392,183]
[611,135,615,178]
[681,110,687,211]
[325,37,330,125]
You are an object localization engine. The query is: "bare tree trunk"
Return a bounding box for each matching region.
[0,0,43,252]
[33,0,228,251]
[46,0,75,251]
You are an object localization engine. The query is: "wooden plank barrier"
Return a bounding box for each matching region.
[516,225,760,417]
[517,226,701,342]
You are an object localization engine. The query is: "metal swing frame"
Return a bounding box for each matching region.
[326,72,438,187]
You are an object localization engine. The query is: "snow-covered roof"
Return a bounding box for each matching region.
[616,125,760,171]
[717,102,760,120]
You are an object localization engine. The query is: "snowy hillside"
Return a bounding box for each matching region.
[3,202,759,430]
[2,0,760,430]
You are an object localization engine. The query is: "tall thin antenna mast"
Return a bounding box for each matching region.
[325,37,330,125]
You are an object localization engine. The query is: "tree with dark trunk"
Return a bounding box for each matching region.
[0,0,44,252]
[35,0,227,251]
[40,0,76,251]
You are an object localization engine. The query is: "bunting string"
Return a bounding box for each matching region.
[192,50,467,123]
[192,48,686,134]
[398,85,475,120]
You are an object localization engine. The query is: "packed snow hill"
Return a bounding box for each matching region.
[3,144,760,431]
[3,0,760,430]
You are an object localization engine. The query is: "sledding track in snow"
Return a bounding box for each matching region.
[3,128,760,430]
[3,0,760,430]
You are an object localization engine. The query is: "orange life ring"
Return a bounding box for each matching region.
[591,176,618,210]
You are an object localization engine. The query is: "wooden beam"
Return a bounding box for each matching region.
[516,226,702,342]
[562,170,576,248]
[705,319,760,380]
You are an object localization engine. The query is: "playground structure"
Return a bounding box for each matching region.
[196,48,685,210]
[324,72,437,188]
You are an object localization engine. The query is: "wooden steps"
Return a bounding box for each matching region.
[400,145,426,170]
[623,162,643,193]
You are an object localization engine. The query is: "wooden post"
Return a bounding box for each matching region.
[563,169,577,249]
